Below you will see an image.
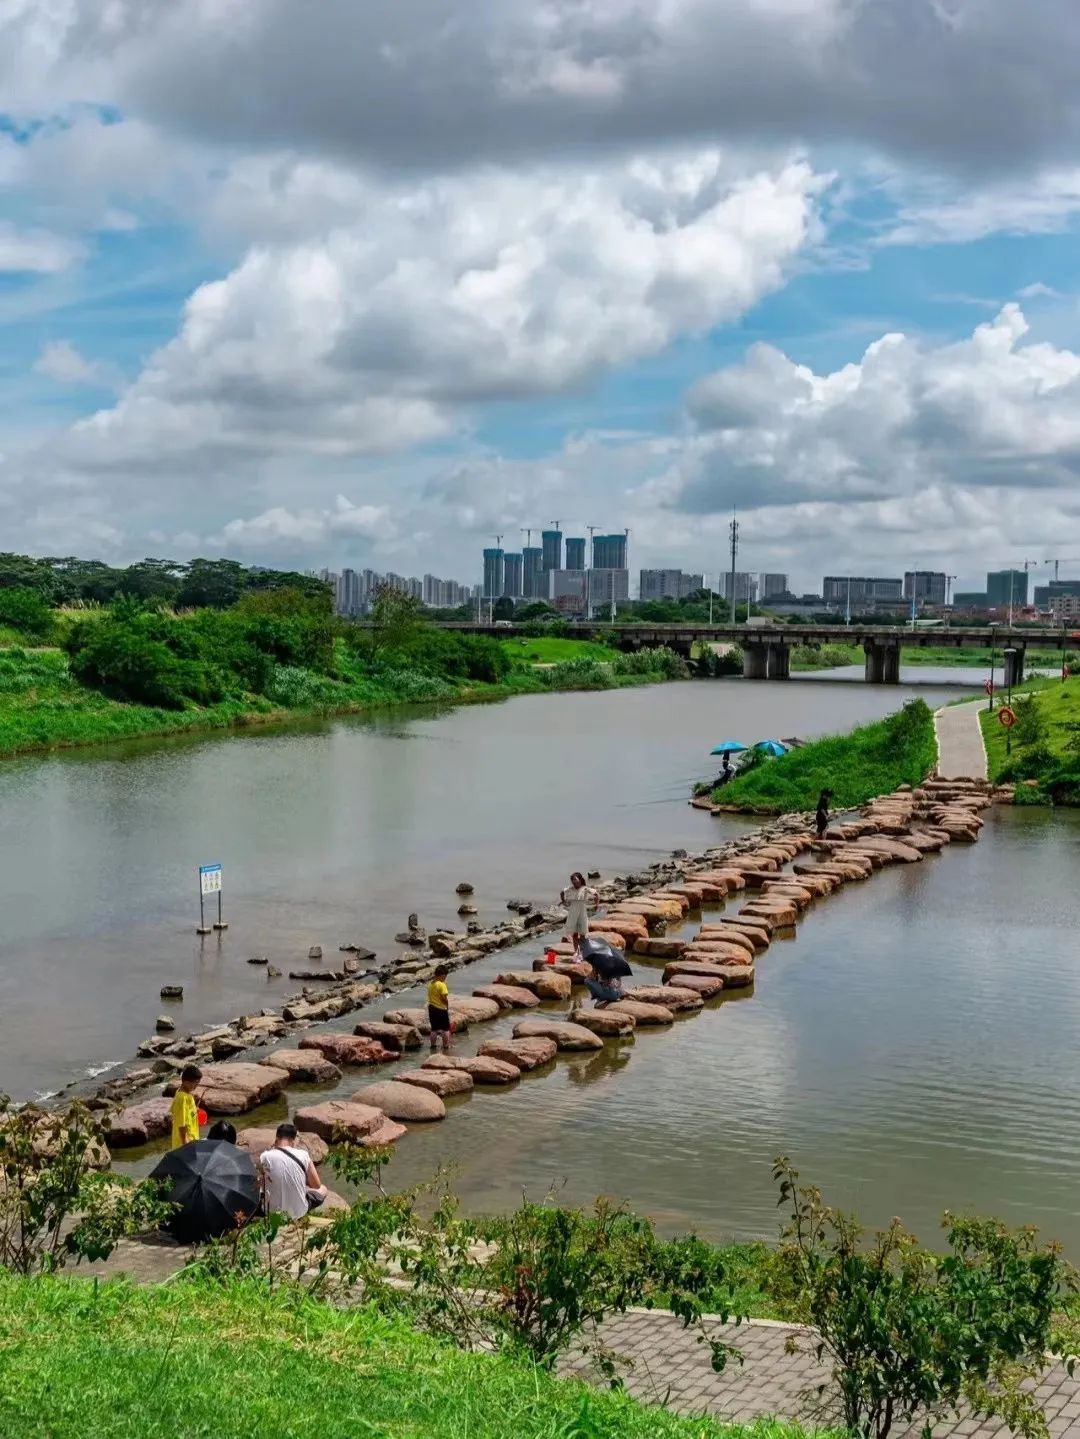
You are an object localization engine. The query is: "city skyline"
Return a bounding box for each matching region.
[4,5,1080,593]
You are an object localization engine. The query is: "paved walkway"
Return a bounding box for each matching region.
[934,699,988,780]
[570,1311,1080,1437]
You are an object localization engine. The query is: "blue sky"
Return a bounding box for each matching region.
[3,1,1080,594]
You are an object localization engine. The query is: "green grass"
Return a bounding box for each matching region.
[788,643,860,671]
[713,700,936,813]
[503,636,620,665]
[0,643,677,760]
[0,1276,820,1439]
[979,675,1080,800]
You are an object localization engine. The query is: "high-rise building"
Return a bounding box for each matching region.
[565,537,586,570]
[986,570,1029,607]
[522,546,544,599]
[541,530,563,572]
[592,533,628,570]
[639,569,704,601]
[722,571,758,603]
[953,591,988,610]
[1034,579,1080,608]
[546,569,587,610]
[502,552,523,598]
[1051,593,1080,622]
[482,548,504,599]
[822,576,903,605]
[759,573,789,601]
[587,568,630,611]
[904,572,948,606]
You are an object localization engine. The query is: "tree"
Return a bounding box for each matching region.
[175,558,249,609]
[0,587,56,640]
[772,1157,1069,1439]
[492,596,515,621]
[117,558,185,603]
[0,1098,169,1275]
[366,584,424,660]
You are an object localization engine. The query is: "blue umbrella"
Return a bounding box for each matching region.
[754,739,788,757]
[710,740,747,755]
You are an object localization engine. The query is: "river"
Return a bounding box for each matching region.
[8,674,1080,1250]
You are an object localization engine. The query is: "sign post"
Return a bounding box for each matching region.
[198,863,225,934]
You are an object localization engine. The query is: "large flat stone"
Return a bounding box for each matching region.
[234,1127,328,1164]
[399,1068,475,1097]
[472,984,540,1010]
[165,1062,292,1115]
[511,1019,604,1052]
[573,1009,636,1037]
[495,970,573,1001]
[477,1037,558,1071]
[605,998,674,1025]
[294,1100,401,1144]
[353,1021,423,1052]
[624,984,704,1012]
[422,1054,520,1085]
[297,1034,396,1067]
[107,1097,174,1148]
[351,1080,446,1122]
[260,1049,341,1084]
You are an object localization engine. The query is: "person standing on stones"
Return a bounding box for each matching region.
[169,1065,202,1149]
[427,964,453,1053]
[815,789,832,839]
[560,871,598,954]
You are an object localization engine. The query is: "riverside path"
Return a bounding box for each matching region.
[934,698,989,781]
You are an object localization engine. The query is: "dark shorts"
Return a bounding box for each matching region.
[428,1004,451,1033]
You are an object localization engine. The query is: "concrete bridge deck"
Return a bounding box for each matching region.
[428,622,1075,684]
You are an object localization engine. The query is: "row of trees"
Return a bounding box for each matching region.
[0,553,330,610]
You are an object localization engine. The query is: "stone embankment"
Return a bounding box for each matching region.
[105,777,993,1159]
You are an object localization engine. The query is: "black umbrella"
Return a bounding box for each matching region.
[150,1140,260,1244]
[578,936,633,980]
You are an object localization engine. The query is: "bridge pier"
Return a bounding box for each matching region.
[864,639,900,684]
[743,642,768,680]
[1003,646,1025,688]
[767,641,791,680]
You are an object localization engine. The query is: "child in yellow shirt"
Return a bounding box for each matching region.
[426,965,452,1053]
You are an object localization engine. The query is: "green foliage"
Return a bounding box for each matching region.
[772,1157,1071,1439]
[610,646,689,680]
[65,603,233,709]
[0,1277,807,1439]
[0,1099,169,1276]
[790,642,860,671]
[716,700,936,813]
[982,675,1080,802]
[697,645,743,676]
[0,587,55,641]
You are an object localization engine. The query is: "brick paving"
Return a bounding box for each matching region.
[569,1310,1080,1437]
[934,699,988,781]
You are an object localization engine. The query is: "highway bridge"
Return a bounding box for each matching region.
[433,622,1076,684]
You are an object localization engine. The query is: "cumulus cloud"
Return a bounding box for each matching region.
[34,340,117,387]
[669,306,1080,520]
[213,496,395,551]
[49,150,819,473]
[23,0,1077,179]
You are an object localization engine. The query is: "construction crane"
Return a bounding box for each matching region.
[1045,557,1080,582]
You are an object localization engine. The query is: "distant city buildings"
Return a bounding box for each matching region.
[565,537,586,570]
[822,576,903,606]
[904,571,948,606]
[1034,579,1080,608]
[986,569,1029,608]
[639,569,704,601]
[321,566,472,615]
[541,529,562,572]
[759,573,790,601]
[1051,593,1080,622]
[722,571,758,603]
[592,533,628,570]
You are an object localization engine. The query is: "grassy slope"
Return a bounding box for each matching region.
[789,643,1076,673]
[0,1276,816,1439]
[502,636,620,664]
[713,702,936,813]
[0,644,668,759]
[980,674,1080,783]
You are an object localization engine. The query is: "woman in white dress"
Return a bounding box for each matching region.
[560,871,598,953]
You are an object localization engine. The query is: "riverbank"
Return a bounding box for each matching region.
[0,642,681,760]
[0,1276,803,1439]
[978,674,1080,803]
[791,642,1078,673]
[704,700,937,814]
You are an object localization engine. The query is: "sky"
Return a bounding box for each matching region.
[4,2,1080,595]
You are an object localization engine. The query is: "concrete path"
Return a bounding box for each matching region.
[934,699,988,780]
[570,1311,1080,1437]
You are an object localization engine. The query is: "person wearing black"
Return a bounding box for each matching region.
[815,789,832,839]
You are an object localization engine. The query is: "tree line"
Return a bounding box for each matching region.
[0,553,330,609]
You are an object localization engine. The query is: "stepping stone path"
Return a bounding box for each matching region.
[351,1080,446,1122]
[512,1019,604,1052]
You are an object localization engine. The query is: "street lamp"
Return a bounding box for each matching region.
[1003,647,1016,756]
[987,623,999,712]
[845,576,852,627]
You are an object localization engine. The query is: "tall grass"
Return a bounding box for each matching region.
[0,1276,819,1439]
[715,700,937,812]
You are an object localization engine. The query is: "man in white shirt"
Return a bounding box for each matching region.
[259,1122,328,1219]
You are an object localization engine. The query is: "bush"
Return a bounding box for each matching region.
[611,647,689,680]
[0,586,55,641]
[0,1098,169,1275]
[772,1157,1070,1439]
[66,607,231,709]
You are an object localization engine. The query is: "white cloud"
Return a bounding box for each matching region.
[1016,281,1061,300]
[878,169,1080,248]
[214,496,395,551]
[48,150,819,476]
[33,339,117,387]
[0,221,81,273]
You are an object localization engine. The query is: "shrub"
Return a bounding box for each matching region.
[66,609,230,708]
[0,586,55,641]
[611,647,689,679]
[772,1156,1070,1439]
[0,1098,169,1275]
